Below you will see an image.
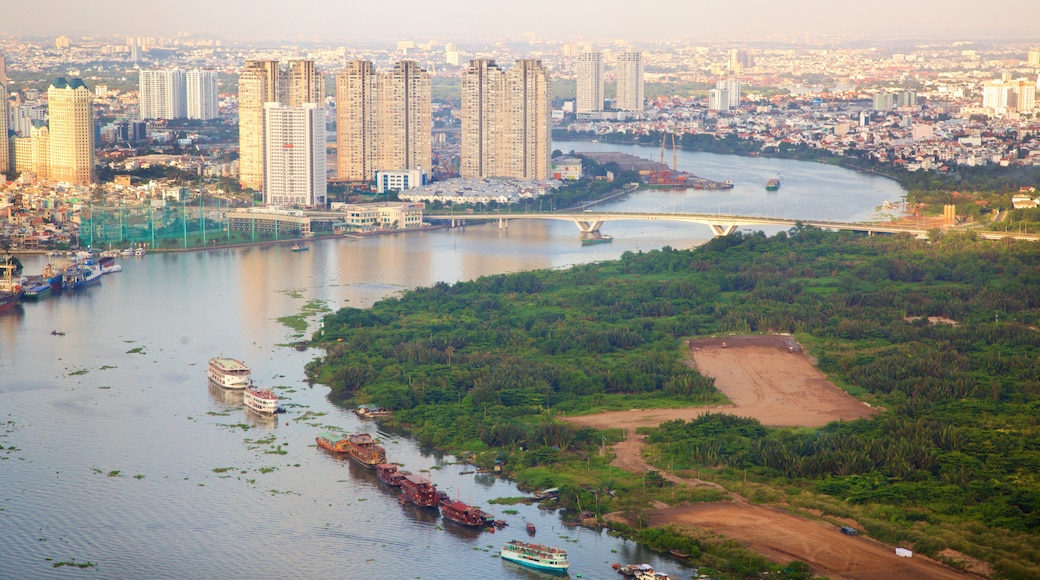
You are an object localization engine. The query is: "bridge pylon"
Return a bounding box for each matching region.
[573,218,604,233]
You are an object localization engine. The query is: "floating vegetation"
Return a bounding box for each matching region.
[134,474,145,480]
[488,497,529,506]
[258,467,277,474]
[245,435,277,446]
[212,467,235,474]
[264,446,288,455]
[52,561,95,569]
[98,386,112,390]
[268,489,301,496]
[217,423,251,431]
[126,347,145,354]
[99,365,117,370]
[503,509,519,515]
[276,314,308,334]
[107,471,121,477]
[68,369,89,376]
[206,410,231,416]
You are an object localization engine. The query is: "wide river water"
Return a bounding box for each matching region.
[0,143,904,579]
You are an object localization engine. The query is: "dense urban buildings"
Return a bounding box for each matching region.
[45,77,94,185]
[0,54,8,175]
[460,59,550,180]
[139,69,187,120]
[261,102,326,207]
[335,60,432,183]
[238,59,322,190]
[186,69,219,120]
[615,52,644,112]
[575,52,604,113]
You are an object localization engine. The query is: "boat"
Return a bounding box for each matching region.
[500,540,569,574]
[400,472,440,507]
[134,248,146,257]
[1,259,26,308]
[40,263,64,290]
[615,563,655,577]
[581,234,614,246]
[22,284,53,301]
[208,357,251,389]
[316,432,386,469]
[526,523,536,535]
[99,256,122,274]
[376,463,410,486]
[0,291,18,314]
[243,384,279,414]
[766,176,781,191]
[355,404,392,419]
[290,243,309,252]
[63,262,102,290]
[121,248,134,256]
[440,499,492,527]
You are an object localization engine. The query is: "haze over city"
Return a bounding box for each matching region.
[4,0,1040,40]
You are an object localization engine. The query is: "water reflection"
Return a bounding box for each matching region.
[208,381,244,405]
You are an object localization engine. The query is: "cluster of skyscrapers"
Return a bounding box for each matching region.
[138,69,219,121]
[575,51,644,113]
[982,74,1036,116]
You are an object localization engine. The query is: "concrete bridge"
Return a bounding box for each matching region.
[426,211,938,239]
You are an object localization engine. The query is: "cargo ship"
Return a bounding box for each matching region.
[500,540,569,574]
[316,433,387,469]
[22,283,53,301]
[376,463,410,486]
[440,499,492,527]
[766,176,781,191]
[208,357,251,389]
[581,234,613,246]
[400,472,440,507]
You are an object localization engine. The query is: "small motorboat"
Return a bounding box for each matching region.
[526,523,536,535]
[51,330,66,336]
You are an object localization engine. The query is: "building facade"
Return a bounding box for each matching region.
[139,69,187,120]
[460,59,550,180]
[716,78,741,108]
[576,52,604,113]
[615,52,644,112]
[186,69,219,120]
[47,77,94,185]
[708,88,729,112]
[0,76,8,175]
[262,102,326,207]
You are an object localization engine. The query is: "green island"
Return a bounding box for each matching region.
[307,227,1040,579]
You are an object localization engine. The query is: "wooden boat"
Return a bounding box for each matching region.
[376,463,410,486]
[400,472,439,507]
[440,500,492,527]
[317,433,387,469]
[526,522,536,535]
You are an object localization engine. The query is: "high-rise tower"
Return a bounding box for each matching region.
[47,77,94,185]
[0,53,8,175]
[460,59,550,180]
[262,102,326,207]
[576,52,604,113]
[335,60,431,182]
[139,69,187,120]
[615,52,644,112]
[187,70,219,121]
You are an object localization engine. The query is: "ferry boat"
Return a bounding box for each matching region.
[440,499,492,527]
[500,540,569,574]
[581,234,614,246]
[243,384,279,414]
[376,463,410,486]
[766,176,781,191]
[399,472,440,507]
[207,357,251,389]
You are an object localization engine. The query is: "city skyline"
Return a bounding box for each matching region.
[4,1,1040,41]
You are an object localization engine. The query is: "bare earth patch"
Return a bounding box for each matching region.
[567,335,979,579]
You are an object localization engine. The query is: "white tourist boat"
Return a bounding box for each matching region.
[243,384,279,414]
[207,357,251,389]
[500,540,569,574]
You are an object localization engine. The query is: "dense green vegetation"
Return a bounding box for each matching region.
[310,228,1040,578]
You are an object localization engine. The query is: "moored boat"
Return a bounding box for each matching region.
[22,284,53,301]
[208,357,251,389]
[581,234,614,246]
[766,176,781,191]
[355,404,392,419]
[440,499,492,527]
[243,384,279,414]
[99,256,122,274]
[344,433,386,469]
[134,248,146,257]
[501,540,568,574]
[526,522,536,535]
[0,291,19,313]
[376,463,410,486]
[63,263,102,290]
[316,433,351,454]
[400,472,439,507]
[615,563,655,577]
[290,243,309,252]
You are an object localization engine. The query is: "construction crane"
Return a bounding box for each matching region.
[660,133,677,171]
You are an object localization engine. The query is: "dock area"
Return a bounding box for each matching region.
[574,152,732,190]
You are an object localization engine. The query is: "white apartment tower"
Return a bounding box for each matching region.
[238,60,322,190]
[335,60,431,183]
[186,70,219,120]
[576,52,604,113]
[982,80,1011,115]
[0,56,8,175]
[460,59,550,180]
[708,88,730,112]
[139,69,187,120]
[47,77,94,185]
[262,102,326,207]
[615,52,644,112]
[716,78,741,108]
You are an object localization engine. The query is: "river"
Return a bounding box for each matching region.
[0,144,904,579]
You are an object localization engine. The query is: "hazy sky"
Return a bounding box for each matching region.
[3,0,1039,41]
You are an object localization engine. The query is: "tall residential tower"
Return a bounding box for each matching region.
[47,77,94,185]
[262,102,326,207]
[186,70,219,120]
[615,52,644,112]
[139,69,187,120]
[575,52,604,113]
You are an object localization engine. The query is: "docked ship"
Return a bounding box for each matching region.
[581,234,614,246]
[316,433,351,454]
[500,540,569,574]
[243,384,279,414]
[99,256,122,274]
[355,404,392,419]
[316,433,386,469]
[208,357,251,389]
[63,261,102,290]
[439,499,492,527]
[399,472,440,507]
[766,176,781,191]
[22,283,53,301]
[1,259,25,310]
[0,291,18,313]
[376,463,410,486]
